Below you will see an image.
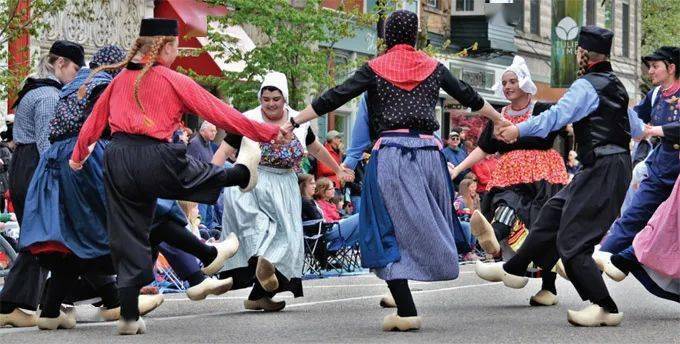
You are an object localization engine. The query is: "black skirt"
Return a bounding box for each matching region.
[8,143,39,225]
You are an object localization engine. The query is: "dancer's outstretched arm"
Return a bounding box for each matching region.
[450,147,488,180]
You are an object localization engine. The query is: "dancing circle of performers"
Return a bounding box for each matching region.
[0,12,677,335]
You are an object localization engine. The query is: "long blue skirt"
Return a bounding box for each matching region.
[372,136,460,282]
[19,137,109,259]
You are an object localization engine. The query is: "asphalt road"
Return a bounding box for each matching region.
[1,264,678,343]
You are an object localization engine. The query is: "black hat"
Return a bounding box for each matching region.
[577,26,614,55]
[642,46,679,67]
[139,18,179,37]
[49,40,85,67]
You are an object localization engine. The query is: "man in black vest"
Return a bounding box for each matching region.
[475,26,646,327]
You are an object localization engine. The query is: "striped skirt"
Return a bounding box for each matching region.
[371,136,460,282]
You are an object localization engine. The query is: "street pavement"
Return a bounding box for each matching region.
[1,264,678,343]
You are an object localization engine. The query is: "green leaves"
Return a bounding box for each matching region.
[200,0,373,111]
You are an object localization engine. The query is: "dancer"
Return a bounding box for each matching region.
[69,18,283,335]
[599,46,679,276]
[450,56,568,306]
[214,72,352,312]
[283,10,505,331]
[0,40,84,328]
[490,26,645,326]
[18,45,233,329]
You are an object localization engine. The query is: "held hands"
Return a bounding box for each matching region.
[69,159,84,171]
[336,163,356,182]
[644,124,664,138]
[494,120,520,144]
[69,143,96,171]
[276,126,294,144]
[447,162,459,180]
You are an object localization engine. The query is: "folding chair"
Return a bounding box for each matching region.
[302,218,325,278]
[325,221,361,275]
[154,253,186,292]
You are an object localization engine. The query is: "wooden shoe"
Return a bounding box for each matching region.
[255,256,279,292]
[118,317,146,335]
[99,294,164,321]
[475,261,528,289]
[555,259,569,280]
[201,233,240,275]
[235,138,261,192]
[470,210,500,256]
[603,261,628,282]
[187,277,233,301]
[567,305,623,327]
[530,290,558,306]
[382,314,421,332]
[592,251,609,271]
[243,297,286,312]
[36,310,76,330]
[379,294,396,308]
[0,308,37,327]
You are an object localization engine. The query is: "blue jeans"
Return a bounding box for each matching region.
[324,214,361,251]
[459,221,477,248]
[350,196,361,215]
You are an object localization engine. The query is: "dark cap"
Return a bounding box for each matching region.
[49,40,85,67]
[642,46,679,67]
[139,18,179,37]
[577,26,614,55]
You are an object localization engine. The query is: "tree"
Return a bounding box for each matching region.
[201,0,374,111]
[640,0,680,93]
[0,0,71,101]
[0,0,92,99]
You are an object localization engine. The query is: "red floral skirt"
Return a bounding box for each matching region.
[487,149,568,190]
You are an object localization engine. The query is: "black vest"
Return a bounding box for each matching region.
[573,61,631,165]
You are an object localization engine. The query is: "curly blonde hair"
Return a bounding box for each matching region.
[77,36,176,116]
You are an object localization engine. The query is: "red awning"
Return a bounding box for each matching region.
[155,0,228,77]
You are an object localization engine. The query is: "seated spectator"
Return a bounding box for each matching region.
[300,175,360,252]
[314,178,342,222]
[454,179,481,261]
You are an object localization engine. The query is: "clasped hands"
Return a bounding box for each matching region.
[493,118,519,143]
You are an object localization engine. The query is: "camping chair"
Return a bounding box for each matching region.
[154,253,186,292]
[302,218,325,278]
[324,221,361,275]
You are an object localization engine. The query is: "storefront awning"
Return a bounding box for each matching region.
[154,0,228,76]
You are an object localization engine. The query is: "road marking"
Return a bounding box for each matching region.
[0,281,501,334]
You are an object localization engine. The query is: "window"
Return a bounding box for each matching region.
[530,0,540,35]
[456,0,474,11]
[622,1,630,57]
[516,0,525,32]
[426,0,438,8]
[586,0,596,25]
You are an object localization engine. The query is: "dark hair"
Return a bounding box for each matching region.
[330,196,343,205]
[260,86,282,96]
[662,61,680,79]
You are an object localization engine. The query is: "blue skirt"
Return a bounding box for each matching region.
[360,135,461,282]
[19,137,109,259]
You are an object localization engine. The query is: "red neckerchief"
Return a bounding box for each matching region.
[661,80,680,98]
[368,44,438,91]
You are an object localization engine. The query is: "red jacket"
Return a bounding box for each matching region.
[316,142,342,187]
[471,156,498,193]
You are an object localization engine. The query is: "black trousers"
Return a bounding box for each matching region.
[504,154,631,303]
[1,144,46,312]
[103,134,245,288]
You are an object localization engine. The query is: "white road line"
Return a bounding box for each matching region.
[0,281,501,334]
